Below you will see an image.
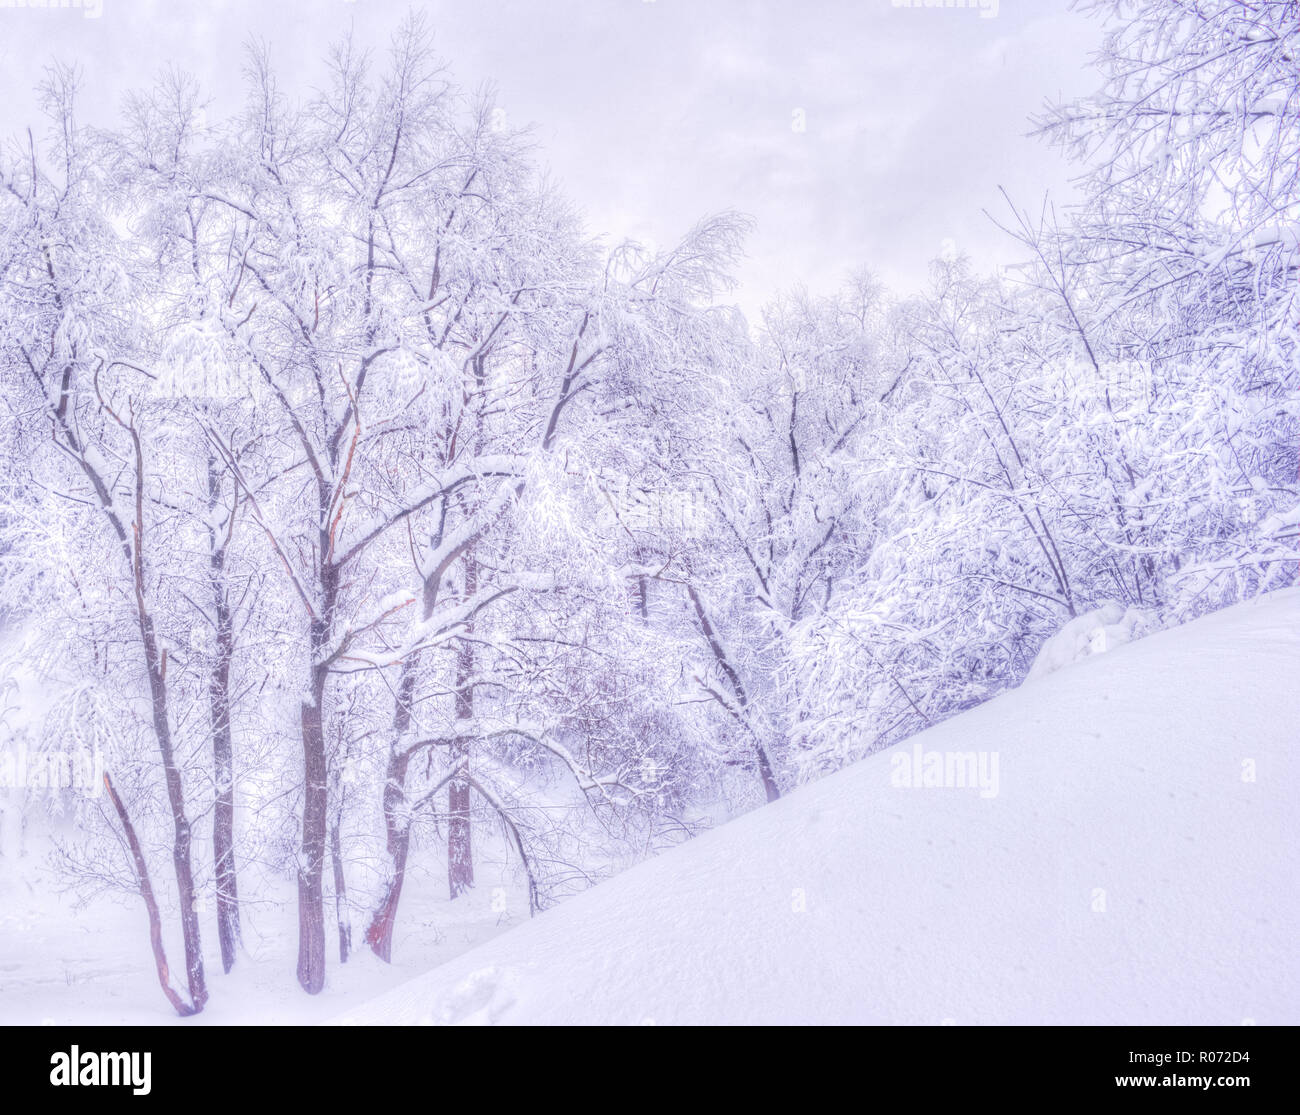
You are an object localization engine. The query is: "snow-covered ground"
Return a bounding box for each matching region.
[0,828,535,1025]
[3,591,1294,1025]
[337,589,1300,1025]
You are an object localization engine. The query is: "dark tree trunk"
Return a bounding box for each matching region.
[297,657,329,994]
[126,469,209,1012]
[206,469,241,973]
[330,804,351,964]
[448,558,476,899]
[103,773,198,1018]
[209,612,240,973]
[447,750,474,898]
[365,747,412,961]
[686,583,781,803]
[297,505,340,993]
[754,745,781,804]
[140,612,209,1011]
[364,567,436,960]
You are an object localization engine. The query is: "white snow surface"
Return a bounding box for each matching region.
[1026,601,1155,681]
[338,590,1300,1025]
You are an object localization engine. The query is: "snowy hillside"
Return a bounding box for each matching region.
[339,591,1300,1026]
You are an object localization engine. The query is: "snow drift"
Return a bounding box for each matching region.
[338,591,1300,1025]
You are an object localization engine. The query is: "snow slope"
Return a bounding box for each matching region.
[338,590,1300,1025]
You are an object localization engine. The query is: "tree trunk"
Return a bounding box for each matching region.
[365,747,412,961]
[137,594,208,1012]
[364,570,433,959]
[754,745,781,804]
[297,658,329,994]
[448,558,475,899]
[447,746,474,898]
[207,491,241,973]
[103,773,198,1018]
[210,628,240,973]
[686,582,781,804]
[297,529,338,993]
[330,803,351,964]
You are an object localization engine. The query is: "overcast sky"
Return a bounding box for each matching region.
[0,0,1105,316]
